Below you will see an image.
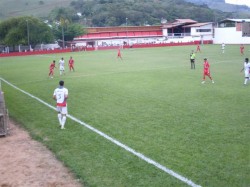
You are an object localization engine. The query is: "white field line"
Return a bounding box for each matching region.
[0,77,201,187]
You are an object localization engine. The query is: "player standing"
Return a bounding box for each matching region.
[221,43,225,53]
[48,60,56,78]
[202,58,214,84]
[68,56,75,72]
[53,80,68,129]
[190,50,196,69]
[240,58,250,85]
[59,57,65,75]
[240,44,244,55]
[196,45,201,53]
[117,47,123,60]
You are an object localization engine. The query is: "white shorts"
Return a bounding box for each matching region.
[60,66,65,71]
[56,106,68,115]
[244,70,249,78]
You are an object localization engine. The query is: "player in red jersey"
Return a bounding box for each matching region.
[48,60,56,78]
[196,45,201,53]
[117,47,123,60]
[240,44,244,55]
[202,58,214,84]
[68,56,75,72]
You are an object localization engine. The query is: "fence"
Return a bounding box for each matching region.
[0,90,8,136]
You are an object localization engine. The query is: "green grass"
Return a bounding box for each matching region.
[0,45,249,187]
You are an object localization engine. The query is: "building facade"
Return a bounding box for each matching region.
[74,19,213,47]
[74,18,250,47]
[213,19,250,44]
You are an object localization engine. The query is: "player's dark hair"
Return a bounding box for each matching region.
[59,80,64,86]
[53,60,55,63]
[245,58,249,62]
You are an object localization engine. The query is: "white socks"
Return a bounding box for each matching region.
[61,116,67,129]
[244,78,248,85]
[58,113,62,125]
[58,113,66,129]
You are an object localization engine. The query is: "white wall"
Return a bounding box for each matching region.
[190,24,213,42]
[214,27,250,44]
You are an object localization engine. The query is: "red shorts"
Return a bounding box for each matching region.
[204,70,210,76]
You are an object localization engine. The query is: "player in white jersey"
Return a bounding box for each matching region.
[240,58,250,85]
[58,57,65,75]
[221,43,225,53]
[53,80,68,129]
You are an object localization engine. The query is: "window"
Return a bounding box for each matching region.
[196,29,211,32]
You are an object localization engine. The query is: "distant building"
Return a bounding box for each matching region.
[162,19,213,44]
[74,19,213,47]
[213,18,250,44]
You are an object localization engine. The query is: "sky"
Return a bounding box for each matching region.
[225,0,250,7]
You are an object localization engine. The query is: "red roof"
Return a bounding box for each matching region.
[75,30,163,40]
[183,22,212,28]
[161,19,198,29]
[175,19,197,24]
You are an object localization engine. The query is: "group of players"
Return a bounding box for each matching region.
[50,57,74,129]
[53,44,249,130]
[191,44,248,84]
[48,56,75,78]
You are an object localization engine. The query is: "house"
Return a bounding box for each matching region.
[213,18,250,44]
[162,19,213,44]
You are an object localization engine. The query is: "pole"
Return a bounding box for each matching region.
[26,20,30,50]
[126,18,128,45]
[62,26,65,49]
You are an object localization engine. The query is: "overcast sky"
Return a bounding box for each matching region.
[225,0,250,7]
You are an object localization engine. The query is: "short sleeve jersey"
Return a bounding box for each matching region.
[244,62,250,71]
[203,61,210,74]
[69,59,74,65]
[190,53,195,60]
[59,59,65,68]
[50,63,55,70]
[53,87,68,107]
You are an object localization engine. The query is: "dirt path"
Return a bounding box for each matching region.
[0,120,82,187]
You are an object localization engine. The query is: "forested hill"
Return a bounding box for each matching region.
[184,0,250,13]
[0,0,249,27]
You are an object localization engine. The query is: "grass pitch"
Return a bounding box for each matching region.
[0,45,249,187]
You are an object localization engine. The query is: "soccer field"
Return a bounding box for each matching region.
[0,45,249,187]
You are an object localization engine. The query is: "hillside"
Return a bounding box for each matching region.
[0,0,72,20]
[184,0,250,13]
[0,0,249,26]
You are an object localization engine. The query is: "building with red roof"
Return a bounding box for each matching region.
[73,19,213,47]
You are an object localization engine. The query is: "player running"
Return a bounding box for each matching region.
[240,44,244,55]
[240,58,250,85]
[48,60,56,78]
[202,58,214,84]
[53,80,68,129]
[59,57,65,75]
[117,47,123,60]
[196,45,201,53]
[221,43,225,53]
[68,56,75,72]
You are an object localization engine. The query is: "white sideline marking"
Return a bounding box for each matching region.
[0,77,201,187]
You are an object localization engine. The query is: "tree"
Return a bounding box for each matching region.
[49,7,86,47]
[0,16,54,50]
[52,23,85,45]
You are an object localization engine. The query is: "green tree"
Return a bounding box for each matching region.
[0,16,54,50]
[49,7,86,46]
[52,23,85,45]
